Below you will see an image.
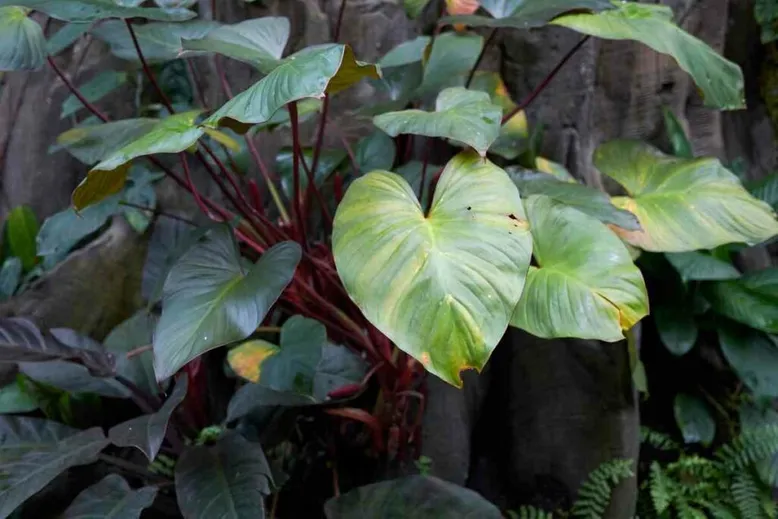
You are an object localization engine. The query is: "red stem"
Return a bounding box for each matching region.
[124,19,175,114]
[333,0,348,42]
[48,56,109,122]
[501,36,590,124]
[288,102,306,240]
[325,408,384,451]
[180,153,210,216]
[465,29,497,88]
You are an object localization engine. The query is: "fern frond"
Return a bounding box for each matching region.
[641,427,680,451]
[717,425,778,471]
[695,500,739,519]
[731,472,763,519]
[510,505,553,519]
[571,459,634,519]
[649,462,672,514]
[676,500,709,519]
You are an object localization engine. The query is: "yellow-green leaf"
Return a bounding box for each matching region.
[333,151,532,386]
[594,140,778,252]
[510,195,647,341]
[227,340,278,383]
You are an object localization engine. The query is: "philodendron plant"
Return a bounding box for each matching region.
[0,0,776,516]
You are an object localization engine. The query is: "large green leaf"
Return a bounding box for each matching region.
[703,268,778,334]
[109,376,187,460]
[718,323,778,398]
[92,20,217,63]
[508,169,639,230]
[55,118,157,165]
[204,44,379,132]
[333,151,532,386]
[5,205,39,271]
[324,475,502,519]
[62,474,157,519]
[416,32,482,96]
[441,0,612,29]
[181,17,289,74]
[552,2,745,110]
[153,227,300,381]
[510,195,647,341]
[665,251,740,282]
[674,393,715,445]
[227,316,365,403]
[20,328,130,398]
[0,416,108,518]
[378,36,430,68]
[0,0,196,22]
[594,140,778,252]
[74,111,206,210]
[0,7,45,71]
[374,87,501,156]
[61,70,128,119]
[104,311,158,396]
[175,432,272,519]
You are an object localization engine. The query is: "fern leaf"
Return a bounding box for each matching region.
[717,425,778,471]
[731,472,763,519]
[641,427,680,451]
[695,500,738,519]
[649,462,672,514]
[571,459,634,519]
[511,505,553,519]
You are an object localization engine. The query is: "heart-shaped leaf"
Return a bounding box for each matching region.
[374,87,501,156]
[204,44,379,132]
[665,251,740,282]
[175,432,272,519]
[333,151,532,386]
[109,376,187,460]
[181,17,289,74]
[55,118,158,165]
[105,311,159,396]
[594,140,778,252]
[416,32,482,96]
[0,7,45,71]
[508,169,640,230]
[510,195,647,341]
[0,416,109,518]
[468,71,529,160]
[703,268,778,334]
[62,474,157,519]
[153,226,300,381]
[324,475,502,519]
[552,2,745,110]
[718,323,778,398]
[92,20,217,63]
[0,0,196,22]
[441,0,612,29]
[5,205,39,271]
[74,111,209,210]
[674,393,715,445]
[61,70,128,119]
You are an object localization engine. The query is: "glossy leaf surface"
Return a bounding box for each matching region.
[704,268,778,334]
[92,20,216,63]
[718,323,778,398]
[62,474,157,519]
[674,393,715,445]
[665,251,740,282]
[0,7,45,71]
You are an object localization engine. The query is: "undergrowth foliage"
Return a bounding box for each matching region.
[0,0,775,517]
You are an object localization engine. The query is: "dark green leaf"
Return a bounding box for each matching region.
[755,0,778,43]
[181,17,289,74]
[661,106,693,158]
[313,343,367,401]
[5,206,39,271]
[0,377,37,413]
[395,160,439,203]
[354,131,396,173]
[204,44,379,132]
[552,2,745,110]
[20,328,129,398]
[0,7,45,71]
[374,87,501,156]
[62,474,157,519]
[104,311,158,396]
[55,118,157,165]
[378,36,429,68]
[324,475,502,518]
[441,0,612,29]
[226,383,315,422]
[654,303,697,356]
[141,218,205,305]
[0,416,108,518]
[674,393,715,445]
[46,21,89,55]
[109,376,187,460]
[175,432,272,519]
[92,20,217,63]
[61,70,127,118]
[0,0,196,22]
[153,227,300,381]
[718,323,778,398]
[0,257,22,300]
[403,0,430,18]
[276,148,346,199]
[508,169,640,230]
[36,198,118,260]
[747,173,778,210]
[665,251,740,282]
[704,268,778,334]
[416,32,482,96]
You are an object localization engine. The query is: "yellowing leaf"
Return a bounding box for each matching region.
[72,163,130,212]
[227,340,279,382]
